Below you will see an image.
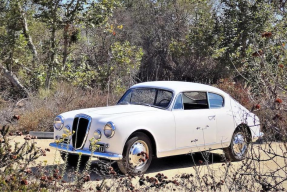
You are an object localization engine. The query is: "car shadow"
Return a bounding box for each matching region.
[146,151,224,174]
[31,151,224,182]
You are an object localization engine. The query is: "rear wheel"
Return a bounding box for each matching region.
[117,132,153,175]
[60,152,89,167]
[223,127,251,161]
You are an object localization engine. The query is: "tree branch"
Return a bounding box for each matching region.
[18,2,39,66]
[0,63,29,97]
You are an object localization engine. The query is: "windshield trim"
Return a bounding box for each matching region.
[117,87,175,110]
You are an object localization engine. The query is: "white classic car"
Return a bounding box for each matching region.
[50,81,262,174]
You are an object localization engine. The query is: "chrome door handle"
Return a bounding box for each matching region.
[208,115,216,120]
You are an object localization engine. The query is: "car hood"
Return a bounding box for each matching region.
[60,104,160,119]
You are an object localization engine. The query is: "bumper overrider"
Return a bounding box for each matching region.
[49,142,122,161]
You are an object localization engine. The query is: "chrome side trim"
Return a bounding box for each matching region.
[49,142,122,160]
[73,114,92,149]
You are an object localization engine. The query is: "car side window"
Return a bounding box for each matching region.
[208,92,224,108]
[182,92,208,110]
[173,93,183,110]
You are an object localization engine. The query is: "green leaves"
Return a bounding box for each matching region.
[1,0,286,97]
[96,41,143,92]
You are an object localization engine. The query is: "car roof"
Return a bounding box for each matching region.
[131,81,228,96]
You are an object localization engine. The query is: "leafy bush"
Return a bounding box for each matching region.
[215,78,251,107]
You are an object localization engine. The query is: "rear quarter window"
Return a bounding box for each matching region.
[208,92,224,108]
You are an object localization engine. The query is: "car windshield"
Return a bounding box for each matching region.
[117,88,173,109]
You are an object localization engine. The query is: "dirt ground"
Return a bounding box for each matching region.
[10,136,287,190]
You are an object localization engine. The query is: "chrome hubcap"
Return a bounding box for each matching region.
[128,140,149,170]
[232,132,247,157]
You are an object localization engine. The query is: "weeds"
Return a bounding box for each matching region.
[0,121,286,191]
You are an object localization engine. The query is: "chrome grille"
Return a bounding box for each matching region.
[72,114,92,149]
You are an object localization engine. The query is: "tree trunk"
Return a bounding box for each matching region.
[0,63,29,97]
[18,2,38,67]
[62,23,70,69]
[45,25,57,89]
[45,2,60,90]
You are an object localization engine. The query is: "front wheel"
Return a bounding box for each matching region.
[223,127,251,161]
[117,132,153,175]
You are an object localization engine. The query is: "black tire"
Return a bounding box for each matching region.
[60,152,89,167]
[223,127,251,161]
[117,132,153,175]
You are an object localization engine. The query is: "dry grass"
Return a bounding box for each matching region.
[0,83,120,132]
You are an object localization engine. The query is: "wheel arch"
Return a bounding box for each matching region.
[124,129,157,158]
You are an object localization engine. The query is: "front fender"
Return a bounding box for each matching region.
[102,110,176,157]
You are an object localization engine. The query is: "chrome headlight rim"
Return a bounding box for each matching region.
[54,116,64,130]
[104,121,116,138]
[94,130,102,140]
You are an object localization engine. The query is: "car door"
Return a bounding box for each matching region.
[172,91,217,150]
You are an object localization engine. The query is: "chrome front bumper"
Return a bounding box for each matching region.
[49,142,122,160]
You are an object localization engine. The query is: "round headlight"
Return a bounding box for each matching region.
[94,130,101,140]
[104,122,116,138]
[54,116,64,130]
